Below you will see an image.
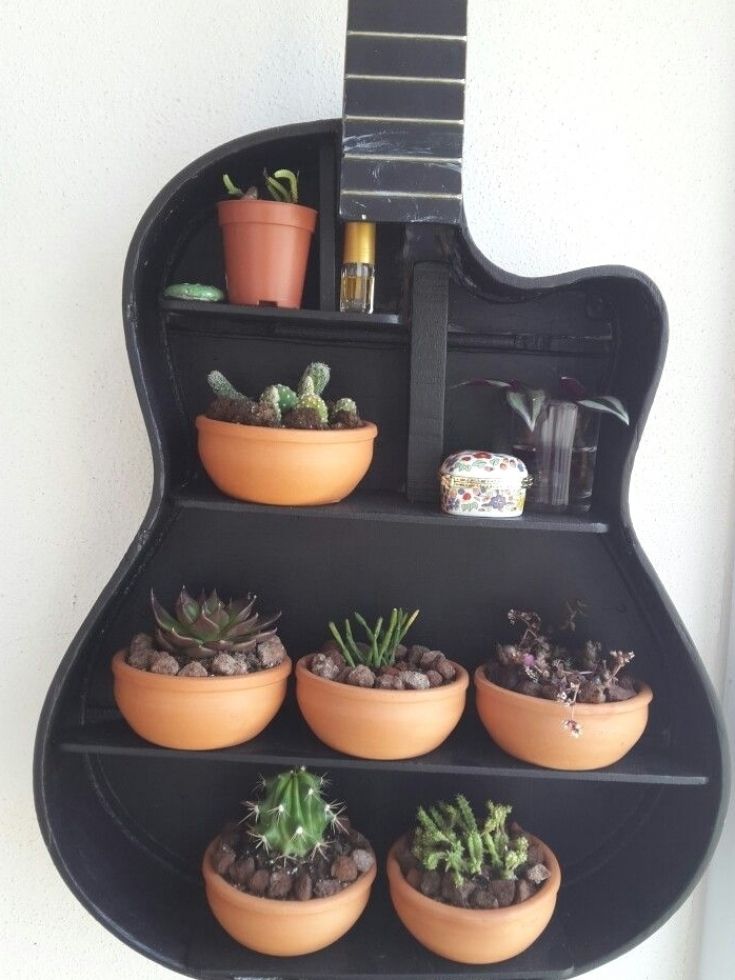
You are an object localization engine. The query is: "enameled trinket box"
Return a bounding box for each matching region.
[439,451,531,518]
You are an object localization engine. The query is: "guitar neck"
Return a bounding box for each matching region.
[340,0,467,224]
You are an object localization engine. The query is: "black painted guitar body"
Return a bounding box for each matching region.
[34,115,727,980]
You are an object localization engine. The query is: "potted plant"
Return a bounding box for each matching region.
[387,794,561,964]
[454,376,629,511]
[218,168,317,308]
[111,587,290,750]
[202,766,376,956]
[475,602,653,769]
[196,360,378,506]
[295,608,468,759]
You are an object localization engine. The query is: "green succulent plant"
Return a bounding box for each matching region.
[411,796,529,885]
[328,608,419,669]
[245,767,344,859]
[222,168,299,204]
[151,587,281,660]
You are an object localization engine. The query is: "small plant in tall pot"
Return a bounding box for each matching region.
[218,168,317,308]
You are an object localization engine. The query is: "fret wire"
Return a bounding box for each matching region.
[344,114,464,126]
[343,153,462,164]
[340,189,462,200]
[345,73,465,86]
[347,30,466,42]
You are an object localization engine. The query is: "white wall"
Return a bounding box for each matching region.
[2,1,734,978]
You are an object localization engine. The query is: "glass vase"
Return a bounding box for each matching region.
[511,401,600,512]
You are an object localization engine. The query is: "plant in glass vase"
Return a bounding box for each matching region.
[454,376,629,512]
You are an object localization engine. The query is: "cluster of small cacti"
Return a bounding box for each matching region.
[245,767,344,860]
[205,362,362,430]
[411,796,529,885]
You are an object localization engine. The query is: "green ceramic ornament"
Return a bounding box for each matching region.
[164,282,225,303]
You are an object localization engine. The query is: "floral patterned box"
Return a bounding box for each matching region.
[439,451,531,518]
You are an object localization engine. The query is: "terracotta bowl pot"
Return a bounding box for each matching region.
[218,198,317,309]
[111,651,291,750]
[474,666,653,770]
[387,834,561,964]
[295,656,469,760]
[196,416,378,506]
[202,839,376,956]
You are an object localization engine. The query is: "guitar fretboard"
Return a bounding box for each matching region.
[340,0,467,224]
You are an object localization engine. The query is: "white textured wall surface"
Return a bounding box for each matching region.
[3,1,734,978]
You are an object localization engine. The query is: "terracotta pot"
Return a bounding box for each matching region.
[217,198,317,308]
[295,656,469,760]
[474,666,653,770]
[196,416,377,506]
[202,839,376,956]
[387,834,561,964]
[111,650,291,750]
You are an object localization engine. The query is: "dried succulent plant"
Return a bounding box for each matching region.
[488,601,636,736]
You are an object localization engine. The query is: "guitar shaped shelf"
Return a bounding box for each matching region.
[34,2,727,978]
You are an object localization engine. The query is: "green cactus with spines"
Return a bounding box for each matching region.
[411,796,529,885]
[245,767,343,859]
[298,362,331,397]
[208,370,247,401]
[332,397,357,416]
[297,374,328,424]
[259,386,282,423]
[274,383,298,411]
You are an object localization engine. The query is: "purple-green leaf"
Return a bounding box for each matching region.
[577,396,629,425]
[175,588,200,627]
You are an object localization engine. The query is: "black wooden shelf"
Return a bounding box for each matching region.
[172,481,611,534]
[186,885,574,979]
[162,297,405,343]
[57,709,707,786]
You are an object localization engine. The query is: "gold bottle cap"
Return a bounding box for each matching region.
[343,221,375,265]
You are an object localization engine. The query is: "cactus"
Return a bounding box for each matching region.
[208,370,247,401]
[332,397,357,416]
[296,375,328,424]
[246,767,344,859]
[329,608,419,669]
[298,361,331,397]
[411,796,529,885]
[259,386,282,424]
[274,383,298,412]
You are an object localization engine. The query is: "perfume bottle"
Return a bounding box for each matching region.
[340,221,375,313]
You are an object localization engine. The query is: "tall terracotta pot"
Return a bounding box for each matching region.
[217,198,317,308]
[202,839,376,956]
[387,834,561,964]
[474,666,653,770]
[295,656,469,760]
